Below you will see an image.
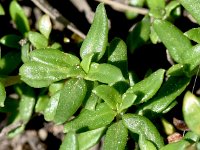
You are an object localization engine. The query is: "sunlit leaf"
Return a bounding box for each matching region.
[64,103,116,132]
[78,127,106,150]
[54,78,87,124]
[103,121,128,150]
[80,3,108,62]
[123,114,164,149]
[86,63,125,85]
[60,131,78,150]
[38,14,52,39]
[183,91,200,135]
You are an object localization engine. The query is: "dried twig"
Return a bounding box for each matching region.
[95,0,148,15]
[31,0,86,39]
[0,120,23,141]
[70,0,95,24]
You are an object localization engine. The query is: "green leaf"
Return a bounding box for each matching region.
[147,0,165,18]
[139,135,157,150]
[21,42,31,63]
[119,93,137,112]
[124,69,165,104]
[103,121,128,150]
[160,140,190,150]
[19,61,69,88]
[0,82,6,107]
[84,92,99,111]
[86,63,125,85]
[108,38,128,79]
[0,34,21,48]
[146,0,165,10]
[64,103,116,132]
[35,95,49,113]
[184,28,200,43]
[122,114,164,149]
[161,118,175,135]
[0,51,21,75]
[153,19,193,64]
[93,85,122,110]
[80,53,94,73]
[19,87,35,123]
[9,1,30,35]
[44,91,60,121]
[0,4,5,15]
[184,131,200,142]
[54,78,87,124]
[187,43,200,71]
[137,76,190,117]
[164,1,180,19]
[80,3,108,62]
[78,127,106,150]
[179,0,200,25]
[127,15,151,53]
[183,91,200,135]
[166,64,186,76]
[30,48,80,67]
[49,82,64,96]
[28,31,48,49]
[59,131,78,150]
[38,14,52,39]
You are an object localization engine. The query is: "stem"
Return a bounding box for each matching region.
[95,0,149,15]
[31,0,86,39]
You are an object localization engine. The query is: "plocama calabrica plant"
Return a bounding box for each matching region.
[1,0,200,149]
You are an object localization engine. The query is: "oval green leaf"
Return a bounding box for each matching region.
[0,34,21,48]
[78,127,106,150]
[54,78,87,124]
[86,63,125,85]
[183,91,200,135]
[184,28,200,43]
[160,140,190,150]
[108,38,128,79]
[9,1,30,35]
[30,48,80,67]
[93,85,122,110]
[19,88,35,123]
[179,0,200,25]
[35,95,49,113]
[59,131,78,150]
[64,103,116,132]
[153,19,192,64]
[124,69,165,104]
[122,114,164,149]
[103,121,128,150]
[137,76,190,117]
[28,31,48,49]
[38,14,52,39]
[19,61,69,88]
[80,3,108,62]
[139,135,157,150]
[44,91,60,121]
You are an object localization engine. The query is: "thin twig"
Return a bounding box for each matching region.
[31,0,86,39]
[70,0,94,24]
[0,120,23,141]
[95,0,149,15]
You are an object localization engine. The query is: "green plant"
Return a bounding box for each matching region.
[1,0,200,149]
